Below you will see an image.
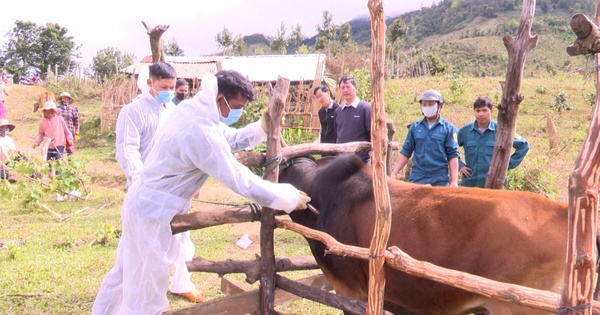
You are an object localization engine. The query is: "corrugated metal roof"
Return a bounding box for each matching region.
[121,54,326,83]
[139,55,226,63]
[121,61,218,80]
[222,54,326,82]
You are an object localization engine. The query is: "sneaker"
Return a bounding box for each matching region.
[173,290,205,303]
[7,174,16,183]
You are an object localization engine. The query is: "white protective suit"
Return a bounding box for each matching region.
[113,69,194,298]
[92,73,300,315]
[115,69,174,188]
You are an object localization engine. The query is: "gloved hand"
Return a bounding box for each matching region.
[295,190,311,210]
[260,111,268,133]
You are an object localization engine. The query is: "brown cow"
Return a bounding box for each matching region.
[33,90,56,112]
[280,154,583,315]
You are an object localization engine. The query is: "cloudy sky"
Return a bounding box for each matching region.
[0,0,436,69]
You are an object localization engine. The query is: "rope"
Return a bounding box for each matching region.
[261,152,283,178]
[557,302,592,315]
[191,199,240,207]
[248,203,262,222]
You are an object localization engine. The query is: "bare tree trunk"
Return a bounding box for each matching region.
[259,77,289,314]
[560,2,600,313]
[367,1,390,314]
[142,21,169,63]
[485,0,538,189]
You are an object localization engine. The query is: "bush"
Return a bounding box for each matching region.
[505,156,558,199]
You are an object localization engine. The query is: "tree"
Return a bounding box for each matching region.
[92,46,136,80]
[270,22,287,55]
[215,27,234,55]
[232,35,246,55]
[1,21,78,77]
[164,37,184,56]
[387,17,408,78]
[289,23,304,51]
[315,11,338,53]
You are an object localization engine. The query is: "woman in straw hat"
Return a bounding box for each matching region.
[33,101,73,162]
[0,118,18,182]
[57,91,79,154]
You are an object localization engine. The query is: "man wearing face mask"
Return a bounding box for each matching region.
[92,70,311,315]
[114,62,206,304]
[115,62,176,189]
[172,79,189,105]
[391,89,459,187]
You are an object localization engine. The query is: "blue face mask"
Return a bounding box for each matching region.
[219,97,244,125]
[151,80,174,104]
[155,90,174,104]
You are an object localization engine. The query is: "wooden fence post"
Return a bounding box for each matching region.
[485,0,538,189]
[366,1,391,314]
[259,77,290,314]
[560,2,600,313]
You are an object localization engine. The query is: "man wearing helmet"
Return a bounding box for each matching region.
[391,89,459,187]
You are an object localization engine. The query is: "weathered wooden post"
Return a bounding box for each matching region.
[366,1,391,314]
[485,0,537,189]
[142,21,169,63]
[259,77,290,314]
[560,2,600,313]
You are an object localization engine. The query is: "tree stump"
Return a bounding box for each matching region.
[567,13,600,56]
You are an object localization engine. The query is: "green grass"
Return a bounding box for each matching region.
[2,72,599,314]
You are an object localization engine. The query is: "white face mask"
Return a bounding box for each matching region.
[422,104,438,118]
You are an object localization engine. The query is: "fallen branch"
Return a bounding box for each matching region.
[274,218,600,313]
[23,174,87,201]
[186,255,319,284]
[4,293,47,298]
[40,204,62,220]
[59,206,90,222]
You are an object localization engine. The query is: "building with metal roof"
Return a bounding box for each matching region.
[121,54,326,84]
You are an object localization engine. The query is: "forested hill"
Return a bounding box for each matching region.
[344,0,598,76]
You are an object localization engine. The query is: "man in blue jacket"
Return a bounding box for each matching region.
[457,96,529,188]
[391,90,459,187]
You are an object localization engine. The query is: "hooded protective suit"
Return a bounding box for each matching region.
[115,68,174,188]
[92,73,300,315]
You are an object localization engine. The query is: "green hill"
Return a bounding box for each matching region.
[363,0,597,77]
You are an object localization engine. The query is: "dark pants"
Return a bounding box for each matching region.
[47,146,65,161]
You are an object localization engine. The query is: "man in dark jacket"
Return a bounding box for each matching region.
[314,85,339,144]
[335,75,372,164]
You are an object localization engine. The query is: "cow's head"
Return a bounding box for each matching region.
[279,154,371,227]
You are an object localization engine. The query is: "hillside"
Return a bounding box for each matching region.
[236,0,598,77]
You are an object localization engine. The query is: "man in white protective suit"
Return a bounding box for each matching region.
[92,70,311,315]
[114,62,206,304]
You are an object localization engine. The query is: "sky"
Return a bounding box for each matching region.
[0,0,436,70]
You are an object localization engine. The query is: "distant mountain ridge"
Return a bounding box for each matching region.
[239,0,598,76]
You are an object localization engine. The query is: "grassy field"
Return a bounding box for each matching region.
[0,72,597,314]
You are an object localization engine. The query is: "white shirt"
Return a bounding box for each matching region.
[0,135,16,163]
[140,73,299,212]
[115,92,175,187]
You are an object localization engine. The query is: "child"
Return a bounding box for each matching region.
[33,101,73,162]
